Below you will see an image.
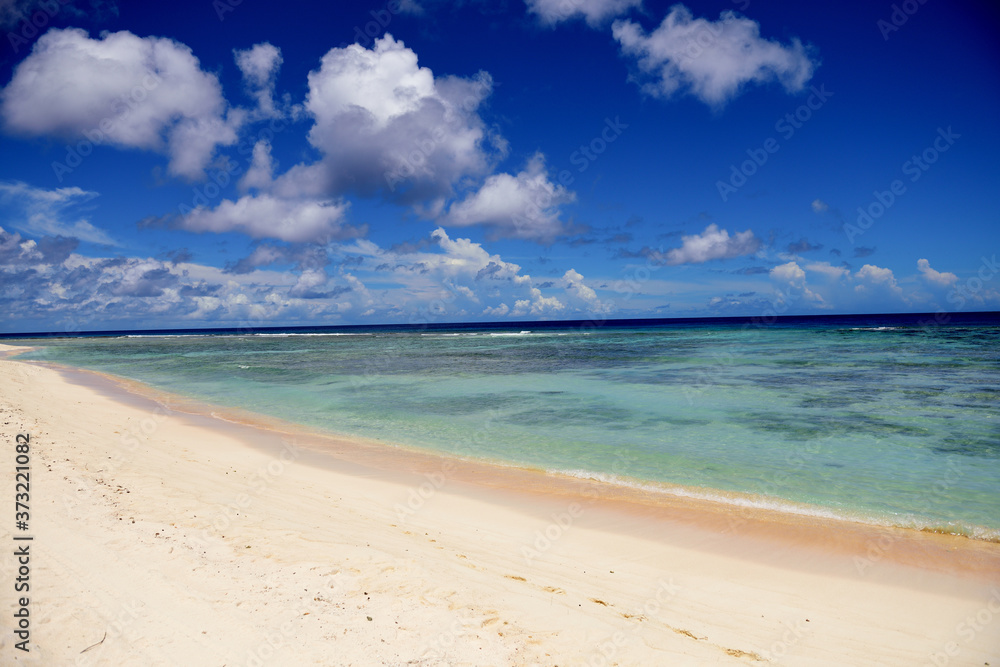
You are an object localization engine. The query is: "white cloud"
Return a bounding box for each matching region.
[234,42,283,119]
[770,260,824,305]
[483,302,509,317]
[561,267,608,312]
[526,0,641,27]
[855,263,895,285]
[177,194,362,243]
[512,287,565,317]
[854,263,904,299]
[771,261,805,285]
[0,224,375,329]
[444,153,575,242]
[0,28,239,179]
[425,227,530,284]
[916,258,958,287]
[612,5,815,107]
[240,140,276,191]
[0,180,116,245]
[266,35,500,204]
[804,261,848,280]
[658,223,760,265]
[287,268,331,298]
[811,198,829,213]
[336,228,606,320]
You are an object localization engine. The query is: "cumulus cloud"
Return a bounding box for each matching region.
[0,231,365,330]
[426,228,531,285]
[444,154,575,242]
[240,140,276,191]
[804,261,848,280]
[266,35,500,205]
[0,180,116,245]
[526,0,640,27]
[561,267,608,312]
[753,260,917,310]
[0,28,239,179]
[337,228,607,320]
[652,223,760,265]
[612,5,815,107]
[771,261,805,285]
[111,261,179,297]
[224,243,329,275]
[854,263,903,299]
[4,221,608,329]
[482,302,509,317]
[916,258,958,287]
[770,261,824,305]
[854,263,895,284]
[235,42,283,119]
[854,264,894,284]
[177,194,364,243]
[811,198,829,213]
[512,287,565,316]
[0,225,77,266]
[287,268,347,299]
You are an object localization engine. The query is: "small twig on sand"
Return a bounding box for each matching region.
[80,631,107,653]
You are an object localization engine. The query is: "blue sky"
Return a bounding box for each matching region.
[0,0,998,332]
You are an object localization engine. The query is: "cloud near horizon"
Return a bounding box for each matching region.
[0,223,606,329]
[766,259,923,311]
[917,258,958,287]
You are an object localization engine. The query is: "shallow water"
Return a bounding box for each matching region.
[12,317,1000,539]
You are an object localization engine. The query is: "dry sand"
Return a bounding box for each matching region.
[0,344,998,666]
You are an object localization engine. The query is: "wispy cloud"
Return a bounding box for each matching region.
[613,5,816,107]
[0,180,116,245]
[787,238,823,253]
[526,0,640,27]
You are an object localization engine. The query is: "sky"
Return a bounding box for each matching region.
[0,0,998,333]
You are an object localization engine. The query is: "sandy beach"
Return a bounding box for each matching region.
[1,344,998,666]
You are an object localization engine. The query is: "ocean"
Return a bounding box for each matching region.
[6,312,999,540]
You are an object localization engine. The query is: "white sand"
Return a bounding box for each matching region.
[1,347,998,665]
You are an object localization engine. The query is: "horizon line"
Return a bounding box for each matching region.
[2,310,998,339]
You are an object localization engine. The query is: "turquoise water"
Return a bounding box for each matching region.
[11,321,1000,539]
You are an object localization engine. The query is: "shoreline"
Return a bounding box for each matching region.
[13,340,1000,548]
[2,345,999,664]
[21,348,1000,573]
